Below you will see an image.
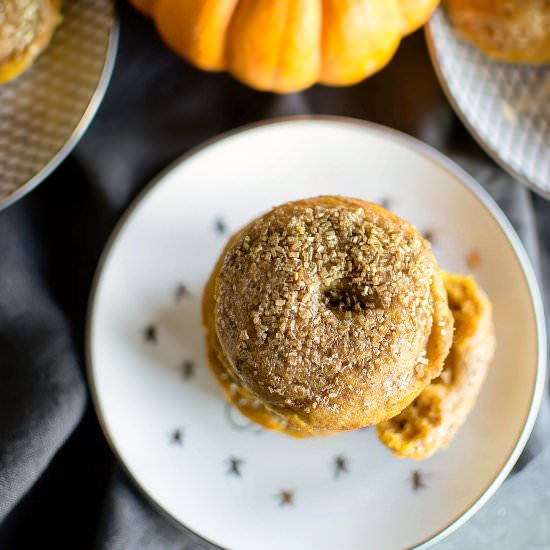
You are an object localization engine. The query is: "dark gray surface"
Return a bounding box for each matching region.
[0,4,547,549]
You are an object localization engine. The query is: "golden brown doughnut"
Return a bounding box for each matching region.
[0,0,61,84]
[444,0,550,63]
[377,272,495,459]
[203,196,454,436]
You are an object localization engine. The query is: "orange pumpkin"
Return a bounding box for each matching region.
[130,0,440,92]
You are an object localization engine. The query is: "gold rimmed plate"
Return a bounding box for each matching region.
[87,117,546,550]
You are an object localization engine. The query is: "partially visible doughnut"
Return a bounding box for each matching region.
[377,272,495,459]
[444,0,550,63]
[0,0,61,84]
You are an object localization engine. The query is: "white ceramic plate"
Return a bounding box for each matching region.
[426,8,550,199]
[87,118,546,550]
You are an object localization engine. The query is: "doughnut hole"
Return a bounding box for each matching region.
[322,279,383,314]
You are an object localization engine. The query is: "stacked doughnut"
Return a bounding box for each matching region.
[203,196,494,458]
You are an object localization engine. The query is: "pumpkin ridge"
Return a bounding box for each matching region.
[216,0,241,71]
[272,0,291,91]
[319,0,403,86]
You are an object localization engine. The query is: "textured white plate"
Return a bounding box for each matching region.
[87,118,546,550]
[0,0,118,209]
[426,8,550,199]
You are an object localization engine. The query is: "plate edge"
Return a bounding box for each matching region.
[85,115,548,550]
[424,9,550,200]
[0,3,121,210]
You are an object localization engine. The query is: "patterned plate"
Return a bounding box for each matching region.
[0,0,118,209]
[426,8,550,199]
[87,118,546,550]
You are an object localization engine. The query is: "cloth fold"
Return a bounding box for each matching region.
[0,207,86,522]
[0,3,547,548]
[96,467,209,550]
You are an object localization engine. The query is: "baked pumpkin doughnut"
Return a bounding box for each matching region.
[444,0,550,63]
[377,272,495,459]
[203,196,454,436]
[0,0,61,84]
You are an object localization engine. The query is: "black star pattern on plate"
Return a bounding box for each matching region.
[175,283,189,301]
[143,324,157,344]
[169,428,184,446]
[410,470,429,492]
[380,196,393,210]
[334,455,349,478]
[181,359,195,381]
[226,457,244,477]
[278,489,294,506]
[215,217,227,235]
[423,229,436,244]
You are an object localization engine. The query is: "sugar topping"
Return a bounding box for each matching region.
[214,197,445,429]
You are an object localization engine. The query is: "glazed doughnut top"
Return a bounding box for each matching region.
[214,197,453,432]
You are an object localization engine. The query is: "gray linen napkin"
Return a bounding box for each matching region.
[0,210,86,522]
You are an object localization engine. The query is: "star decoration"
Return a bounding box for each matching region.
[175,283,189,301]
[169,428,184,446]
[278,489,294,506]
[215,217,227,235]
[181,359,195,381]
[226,457,244,477]
[411,470,428,492]
[423,229,436,244]
[467,250,481,268]
[380,197,393,210]
[334,455,349,478]
[143,324,157,344]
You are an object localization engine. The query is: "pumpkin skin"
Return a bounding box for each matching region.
[130,0,439,92]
